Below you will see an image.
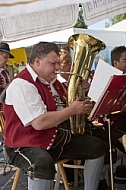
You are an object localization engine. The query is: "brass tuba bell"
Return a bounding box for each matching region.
[67,33,106,134]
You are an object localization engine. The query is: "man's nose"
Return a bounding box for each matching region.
[56,63,60,70]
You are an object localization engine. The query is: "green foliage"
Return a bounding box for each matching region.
[105,13,126,28]
[74,7,125,29]
[74,7,88,29]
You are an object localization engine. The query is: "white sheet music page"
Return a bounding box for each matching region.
[88,59,123,102]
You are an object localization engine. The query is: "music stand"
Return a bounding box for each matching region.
[89,74,126,190]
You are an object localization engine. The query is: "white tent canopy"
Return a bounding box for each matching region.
[0,0,126,42]
[106,20,126,31]
[9,28,126,49]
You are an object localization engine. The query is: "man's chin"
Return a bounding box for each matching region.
[50,75,57,82]
[50,77,57,83]
[52,73,57,78]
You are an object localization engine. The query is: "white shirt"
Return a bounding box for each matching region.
[5,64,59,126]
[57,74,67,83]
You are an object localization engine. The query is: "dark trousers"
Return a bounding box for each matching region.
[91,127,125,153]
[4,128,108,180]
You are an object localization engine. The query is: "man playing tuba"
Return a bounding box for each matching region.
[3,41,108,190]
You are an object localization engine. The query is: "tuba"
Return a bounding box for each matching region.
[67,33,106,134]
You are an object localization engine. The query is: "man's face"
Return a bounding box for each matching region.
[0,51,9,68]
[59,53,72,73]
[35,51,60,83]
[113,51,126,73]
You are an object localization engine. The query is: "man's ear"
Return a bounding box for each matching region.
[35,57,40,66]
[113,60,118,68]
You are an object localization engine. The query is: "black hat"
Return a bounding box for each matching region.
[0,42,14,58]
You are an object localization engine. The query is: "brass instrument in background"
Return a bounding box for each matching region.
[67,33,106,134]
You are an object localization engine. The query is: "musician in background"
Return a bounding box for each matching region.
[112,46,126,152]
[57,49,72,85]
[110,46,126,155]
[3,42,108,190]
[92,46,126,190]
[98,46,126,136]
[111,46,126,74]
[58,49,89,95]
[0,43,14,92]
[0,42,14,111]
[110,45,126,179]
[109,46,126,131]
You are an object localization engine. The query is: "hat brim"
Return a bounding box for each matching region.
[0,49,14,59]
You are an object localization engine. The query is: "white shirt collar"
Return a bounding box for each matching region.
[57,74,67,83]
[26,64,38,82]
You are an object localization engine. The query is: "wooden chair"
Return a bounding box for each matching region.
[63,160,84,187]
[11,159,84,190]
[54,159,70,190]
[11,168,22,190]
[54,159,84,190]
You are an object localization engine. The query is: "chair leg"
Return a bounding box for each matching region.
[57,163,70,190]
[73,160,79,187]
[11,168,22,190]
[54,166,61,190]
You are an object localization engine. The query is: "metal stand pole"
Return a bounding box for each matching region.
[104,116,114,190]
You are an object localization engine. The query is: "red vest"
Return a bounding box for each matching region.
[0,69,10,111]
[4,68,67,150]
[0,69,10,85]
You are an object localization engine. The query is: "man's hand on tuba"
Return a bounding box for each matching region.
[69,98,93,115]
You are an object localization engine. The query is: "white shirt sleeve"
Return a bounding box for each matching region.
[5,78,47,126]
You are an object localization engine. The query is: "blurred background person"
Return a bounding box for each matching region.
[0,42,14,112]
[94,46,126,190]
[111,46,126,74]
[57,49,72,85]
[0,42,14,93]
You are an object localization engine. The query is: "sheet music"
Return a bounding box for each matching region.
[89,74,126,120]
[88,59,123,102]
